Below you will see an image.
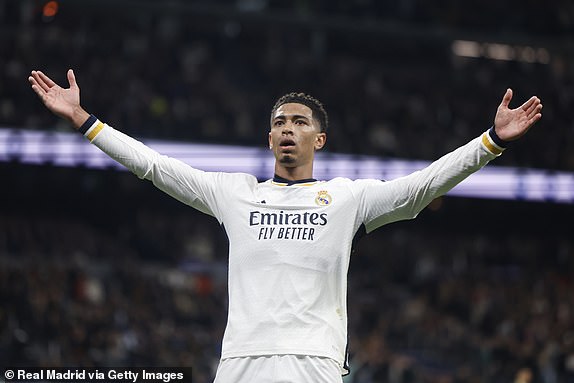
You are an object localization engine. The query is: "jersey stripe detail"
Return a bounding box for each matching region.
[342,341,351,376]
[481,131,505,155]
[86,121,105,142]
[272,175,319,186]
[271,181,319,187]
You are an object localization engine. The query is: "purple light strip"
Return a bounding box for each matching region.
[1,128,573,203]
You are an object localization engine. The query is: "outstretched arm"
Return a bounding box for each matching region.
[357,89,543,231]
[28,69,89,128]
[28,69,228,219]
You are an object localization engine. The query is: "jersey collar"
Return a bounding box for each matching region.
[272,174,318,186]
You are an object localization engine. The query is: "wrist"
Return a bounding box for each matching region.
[490,126,509,148]
[69,106,90,130]
[78,114,97,135]
[481,126,508,156]
[78,114,105,142]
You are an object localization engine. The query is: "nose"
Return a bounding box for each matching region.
[282,121,294,135]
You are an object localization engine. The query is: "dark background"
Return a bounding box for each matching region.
[1,1,574,382]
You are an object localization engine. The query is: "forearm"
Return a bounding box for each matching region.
[397,129,506,213]
[79,115,219,215]
[81,116,160,178]
[363,129,505,231]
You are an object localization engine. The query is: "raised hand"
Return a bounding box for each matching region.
[29,69,89,129]
[494,88,543,142]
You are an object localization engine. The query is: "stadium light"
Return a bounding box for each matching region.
[1,128,572,203]
[452,40,550,64]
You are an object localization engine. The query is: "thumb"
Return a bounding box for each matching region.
[67,69,78,89]
[500,88,512,108]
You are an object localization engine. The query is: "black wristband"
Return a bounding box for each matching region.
[488,126,509,148]
[79,114,97,135]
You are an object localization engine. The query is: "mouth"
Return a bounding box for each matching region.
[279,138,296,151]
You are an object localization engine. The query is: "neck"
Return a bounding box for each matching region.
[274,163,314,181]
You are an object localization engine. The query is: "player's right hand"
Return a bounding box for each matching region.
[29,69,86,127]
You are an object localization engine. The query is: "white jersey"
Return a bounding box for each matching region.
[83,118,502,374]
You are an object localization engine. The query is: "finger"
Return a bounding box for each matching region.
[28,75,42,91]
[500,88,513,108]
[36,70,57,88]
[31,71,51,93]
[522,97,540,116]
[67,69,78,89]
[527,113,542,128]
[29,82,49,104]
[29,76,50,100]
[29,82,43,98]
[527,104,543,120]
[520,96,538,113]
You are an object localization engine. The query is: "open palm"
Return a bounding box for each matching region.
[29,69,80,121]
[494,88,543,142]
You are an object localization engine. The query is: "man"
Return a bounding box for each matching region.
[29,69,542,382]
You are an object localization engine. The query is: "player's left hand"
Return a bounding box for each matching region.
[493,88,542,142]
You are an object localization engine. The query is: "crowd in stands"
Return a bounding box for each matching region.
[1,187,574,383]
[1,1,573,171]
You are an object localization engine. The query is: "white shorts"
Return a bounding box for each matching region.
[213,355,343,383]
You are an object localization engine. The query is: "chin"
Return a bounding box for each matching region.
[279,155,296,165]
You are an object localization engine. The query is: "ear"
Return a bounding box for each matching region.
[268,131,273,149]
[314,132,326,151]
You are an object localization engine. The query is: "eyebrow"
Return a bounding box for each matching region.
[273,114,311,121]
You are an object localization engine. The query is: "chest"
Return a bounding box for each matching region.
[219,183,360,240]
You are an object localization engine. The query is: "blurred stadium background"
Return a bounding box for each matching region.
[2,1,574,382]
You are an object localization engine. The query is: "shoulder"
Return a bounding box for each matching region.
[228,172,259,182]
[320,178,367,200]
[323,177,354,186]
[332,178,388,201]
[326,177,386,188]
[214,172,259,188]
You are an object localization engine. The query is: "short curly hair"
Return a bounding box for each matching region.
[270,92,328,133]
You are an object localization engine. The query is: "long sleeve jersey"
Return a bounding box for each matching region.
[81,117,504,374]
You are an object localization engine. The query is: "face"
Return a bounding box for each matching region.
[268,103,326,168]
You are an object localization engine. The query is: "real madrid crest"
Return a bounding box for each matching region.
[315,190,332,206]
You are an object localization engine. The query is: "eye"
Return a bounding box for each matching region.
[295,119,308,126]
[273,120,284,127]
